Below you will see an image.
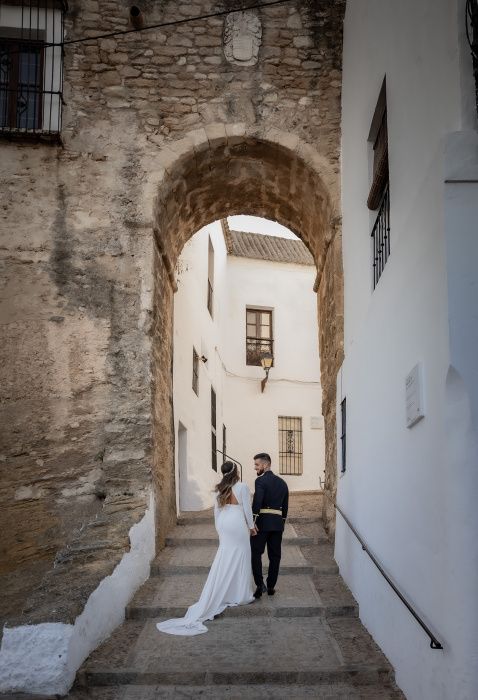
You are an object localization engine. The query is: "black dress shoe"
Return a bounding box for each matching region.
[267,588,275,596]
[253,584,267,599]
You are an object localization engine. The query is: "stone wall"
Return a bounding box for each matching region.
[0,0,345,628]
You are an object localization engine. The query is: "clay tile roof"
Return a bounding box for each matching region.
[226,229,314,266]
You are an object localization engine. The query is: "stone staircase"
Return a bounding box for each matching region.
[70,496,404,699]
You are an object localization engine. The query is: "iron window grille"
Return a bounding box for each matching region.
[371,183,391,290]
[207,237,214,317]
[211,430,217,472]
[211,386,217,471]
[0,1,66,139]
[466,0,478,116]
[368,78,390,288]
[192,347,199,396]
[207,279,213,317]
[340,397,346,473]
[278,416,303,476]
[246,308,273,366]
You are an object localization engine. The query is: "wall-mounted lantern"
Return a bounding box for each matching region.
[260,353,273,393]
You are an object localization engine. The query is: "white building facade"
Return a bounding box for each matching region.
[172,219,324,512]
[337,2,478,699]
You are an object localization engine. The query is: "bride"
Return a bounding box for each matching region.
[156,461,256,636]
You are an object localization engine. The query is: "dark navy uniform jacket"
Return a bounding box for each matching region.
[252,470,289,532]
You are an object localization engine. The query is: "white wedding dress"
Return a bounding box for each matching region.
[156,481,255,636]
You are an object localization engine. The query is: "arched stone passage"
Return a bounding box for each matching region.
[149,125,344,541]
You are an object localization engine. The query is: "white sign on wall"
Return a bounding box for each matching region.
[310,416,323,430]
[405,363,425,428]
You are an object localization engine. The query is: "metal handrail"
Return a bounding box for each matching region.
[329,496,443,650]
[215,449,243,481]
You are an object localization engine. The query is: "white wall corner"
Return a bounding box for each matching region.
[0,491,156,696]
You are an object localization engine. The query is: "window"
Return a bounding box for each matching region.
[340,398,346,473]
[1,41,43,130]
[211,386,217,471]
[278,416,303,475]
[465,0,478,118]
[246,308,273,366]
[192,347,199,396]
[207,237,214,317]
[0,2,65,137]
[367,78,390,288]
[222,424,226,462]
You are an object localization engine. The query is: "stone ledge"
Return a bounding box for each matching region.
[80,665,394,688]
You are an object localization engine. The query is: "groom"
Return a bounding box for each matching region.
[250,452,289,598]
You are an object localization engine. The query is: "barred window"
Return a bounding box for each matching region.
[340,398,346,473]
[0,1,65,138]
[192,347,199,396]
[367,80,388,211]
[278,416,303,476]
[246,308,273,366]
[207,237,214,317]
[211,386,217,471]
[368,78,390,288]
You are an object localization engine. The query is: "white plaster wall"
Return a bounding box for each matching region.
[173,222,325,510]
[0,492,155,696]
[338,2,478,699]
[173,222,228,512]
[223,255,324,493]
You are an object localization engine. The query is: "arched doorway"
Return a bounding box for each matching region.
[148,125,344,543]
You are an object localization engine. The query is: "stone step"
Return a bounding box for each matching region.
[151,563,313,576]
[311,572,359,616]
[166,535,315,546]
[150,543,312,576]
[127,603,325,620]
[126,573,328,620]
[177,513,324,527]
[81,667,396,688]
[79,617,394,689]
[166,521,314,547]
[72,499,403,700]
[300,541,340,575]
[69,683,404,699]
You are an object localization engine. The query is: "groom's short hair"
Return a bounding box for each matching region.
[254,452,271,465]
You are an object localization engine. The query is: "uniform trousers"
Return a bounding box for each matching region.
[250,530,283,589]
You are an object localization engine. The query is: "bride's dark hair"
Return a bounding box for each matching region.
[215,461,239,508]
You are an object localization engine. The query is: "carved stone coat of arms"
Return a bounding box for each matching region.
[223,10,262,66]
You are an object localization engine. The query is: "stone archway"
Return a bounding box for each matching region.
[148,124,344,542]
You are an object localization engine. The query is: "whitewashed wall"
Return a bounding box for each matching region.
[338,2,478,700]
[173,221,324,511]
[173,222,228,512]
[223,255,324,493]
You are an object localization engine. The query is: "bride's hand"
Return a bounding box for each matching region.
[250,527,258,536]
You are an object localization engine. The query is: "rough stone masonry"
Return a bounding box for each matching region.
[0,0,345,631]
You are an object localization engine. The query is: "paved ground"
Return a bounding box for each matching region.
[61,494,404,699]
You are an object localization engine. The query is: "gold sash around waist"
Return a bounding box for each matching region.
[259,508,283,516]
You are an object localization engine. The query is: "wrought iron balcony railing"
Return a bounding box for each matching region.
[246,338,273,367]
[371,183,391,289]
